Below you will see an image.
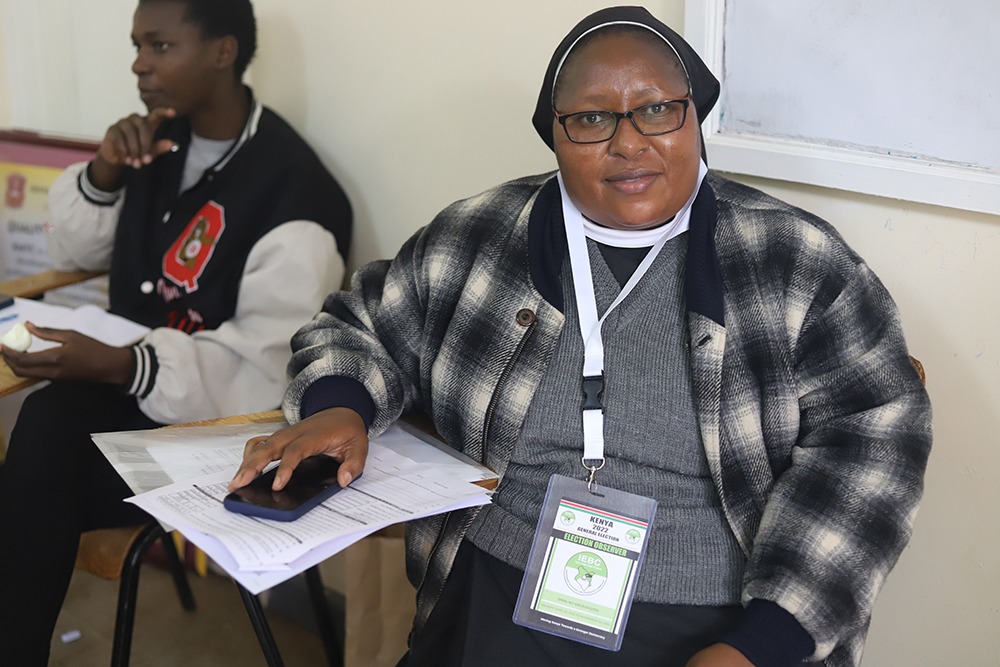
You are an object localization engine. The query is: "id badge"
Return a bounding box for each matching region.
[513,474,657,651]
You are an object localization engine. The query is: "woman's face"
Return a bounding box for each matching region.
[553,33,701,230]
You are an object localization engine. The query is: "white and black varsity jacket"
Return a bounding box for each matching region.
[46,94,352,424]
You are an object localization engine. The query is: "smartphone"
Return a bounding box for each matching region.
[0,293,13,310]
[223,455,359,521]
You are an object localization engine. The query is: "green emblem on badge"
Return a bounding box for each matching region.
[625,528,641,544]
[564,552,608,595]
[560,510,576,525]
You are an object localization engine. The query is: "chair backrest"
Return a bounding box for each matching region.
[910,355,926,386]
[75,524,152,580]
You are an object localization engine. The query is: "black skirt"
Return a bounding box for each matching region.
[400,539,742,667]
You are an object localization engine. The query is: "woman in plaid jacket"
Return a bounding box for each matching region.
[232,7,931,667]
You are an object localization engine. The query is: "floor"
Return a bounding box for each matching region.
[49,563,330,667]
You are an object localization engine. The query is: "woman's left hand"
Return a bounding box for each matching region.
[685,643,755,667]
[0,322,133,384]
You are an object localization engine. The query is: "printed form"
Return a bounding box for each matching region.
[93,422,494,593]
[128,442,489,570]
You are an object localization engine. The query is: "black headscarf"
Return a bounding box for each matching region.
[532,6,720,152]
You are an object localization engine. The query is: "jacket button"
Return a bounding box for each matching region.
[516,308,536,326]
[140,281,154,294]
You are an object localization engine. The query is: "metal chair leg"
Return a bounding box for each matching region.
[305,566,343,667]
[111,523,162,667]
[160,532,196,611]
[236,582,286,667]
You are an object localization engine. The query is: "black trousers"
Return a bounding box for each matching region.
[399,540,742,667]
[0,381,162,666]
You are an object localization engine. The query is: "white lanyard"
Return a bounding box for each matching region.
[558,160,707,478]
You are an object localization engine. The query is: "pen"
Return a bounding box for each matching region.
[0,314,18,324]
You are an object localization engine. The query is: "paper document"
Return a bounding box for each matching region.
[96,421,496,594]
[0,298,150,352]
[376,422,498,485]
[127,442,489,571]
[93,421,496,495]
[173,492,488,594]
[94,422,286,495]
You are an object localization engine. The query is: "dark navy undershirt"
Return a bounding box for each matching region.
[596,242,651,288]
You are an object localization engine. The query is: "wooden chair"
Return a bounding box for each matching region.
[76,523,196,667]
[910,355,926,385]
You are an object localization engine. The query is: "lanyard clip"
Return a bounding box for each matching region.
[582,456,605,493]
[582,374,604,411]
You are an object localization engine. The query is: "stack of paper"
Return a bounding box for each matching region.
[93,422,494,594]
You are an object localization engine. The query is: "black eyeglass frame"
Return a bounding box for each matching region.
[553,98,691,144]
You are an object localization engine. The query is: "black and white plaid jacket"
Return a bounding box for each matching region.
[284,172,931,666]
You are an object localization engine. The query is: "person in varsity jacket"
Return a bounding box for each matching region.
[0,0,351,662]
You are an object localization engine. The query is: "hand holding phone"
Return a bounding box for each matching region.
[224,454,361,521]
[228,407,369,495]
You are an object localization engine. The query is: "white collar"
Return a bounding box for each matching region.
[558,158,708,249]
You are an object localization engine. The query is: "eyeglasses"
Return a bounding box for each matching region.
[554,98,691,144]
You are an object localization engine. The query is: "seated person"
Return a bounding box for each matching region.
[0,0,351,662]
[230,7,931,667]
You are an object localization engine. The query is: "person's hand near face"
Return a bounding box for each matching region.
[89,108,178,191]
[89,0,242,192]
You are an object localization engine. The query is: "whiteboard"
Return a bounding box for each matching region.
[685,0,1000,214]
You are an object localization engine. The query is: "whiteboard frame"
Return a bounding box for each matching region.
[683,0,1000,215]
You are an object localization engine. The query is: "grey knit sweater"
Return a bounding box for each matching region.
[466,235,746,604]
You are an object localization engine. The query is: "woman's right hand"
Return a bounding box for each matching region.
[228,407,370,493]
[90,107,178,191]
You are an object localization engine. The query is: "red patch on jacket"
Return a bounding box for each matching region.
[162,201,226,293]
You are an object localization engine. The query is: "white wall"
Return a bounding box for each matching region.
[248,0,681,268]
[0,0,142,138]
[1,1,997,664]
[0,15,11,127]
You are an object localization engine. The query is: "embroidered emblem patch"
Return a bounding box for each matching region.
[163,201,226,293]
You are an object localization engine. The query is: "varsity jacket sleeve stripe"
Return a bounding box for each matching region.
[136,220,344,424]
[45,162,123,272]
[124,342,158,399]
[78,163,124,206]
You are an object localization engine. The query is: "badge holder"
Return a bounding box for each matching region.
[513,473,657,651]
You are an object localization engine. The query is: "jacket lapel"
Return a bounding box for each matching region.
[686,312,752,556]
[684,178,754,556]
